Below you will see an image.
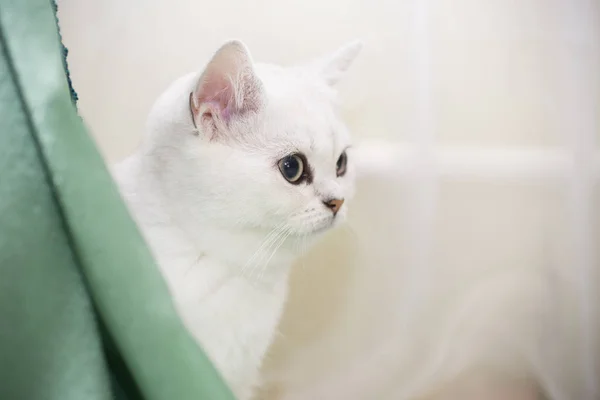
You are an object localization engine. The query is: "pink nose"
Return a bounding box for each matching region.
[323,198,344,215]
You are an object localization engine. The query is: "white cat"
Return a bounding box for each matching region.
[114,40,362,399]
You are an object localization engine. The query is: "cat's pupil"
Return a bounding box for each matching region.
[283,157,299,178]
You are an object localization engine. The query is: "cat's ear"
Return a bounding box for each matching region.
[191,40,263,137]
[314,40,363,86]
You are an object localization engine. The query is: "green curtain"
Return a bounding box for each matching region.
[0,0,235,399]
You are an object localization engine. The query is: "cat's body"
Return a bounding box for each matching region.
[116,147,291,399]
[114,41,361,398]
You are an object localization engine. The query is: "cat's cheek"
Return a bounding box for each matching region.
[343,178,357,200]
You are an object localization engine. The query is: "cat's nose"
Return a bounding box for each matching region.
[323,198,344,216]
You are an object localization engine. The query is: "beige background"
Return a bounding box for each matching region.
[59,0,599,398]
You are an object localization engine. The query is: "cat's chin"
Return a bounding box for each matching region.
[290,217,343,238]
[284,222,343,259]
[307,223,336,236]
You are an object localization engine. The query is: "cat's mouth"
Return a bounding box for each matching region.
[286,209,345,237]
[286,221,331,237]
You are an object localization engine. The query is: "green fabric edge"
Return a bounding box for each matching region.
[50,0,78,106]
[0,1,235,399]
[0,21,113,400]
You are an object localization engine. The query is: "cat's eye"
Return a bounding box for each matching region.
[278,154,305,184]
[336,151,348,177]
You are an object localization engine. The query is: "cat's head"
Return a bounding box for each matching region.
[146,40,361,245]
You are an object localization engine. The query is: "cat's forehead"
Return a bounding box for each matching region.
[254,64,350,156]
[262,99,350,159]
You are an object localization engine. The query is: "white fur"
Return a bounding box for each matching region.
[114,40,361,399]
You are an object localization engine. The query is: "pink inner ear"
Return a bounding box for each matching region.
[192,42,263,128]
[196,75,236,122]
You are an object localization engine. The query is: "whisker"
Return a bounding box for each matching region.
[240,222,288,278]
[241,212,297,282]
[258,227,293,282]
[248,226,290,283]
